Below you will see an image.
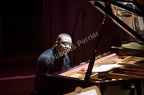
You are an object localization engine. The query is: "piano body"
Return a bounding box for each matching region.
[40,53,144,95]
[39,0,144,95]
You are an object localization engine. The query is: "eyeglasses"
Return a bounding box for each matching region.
[60,41,72,46]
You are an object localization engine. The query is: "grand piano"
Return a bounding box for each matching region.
[39,0,144,95]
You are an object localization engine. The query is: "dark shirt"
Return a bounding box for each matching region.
[34,46,70,93]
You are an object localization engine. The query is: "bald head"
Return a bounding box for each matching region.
[55,33,72,54]
[56,33,72,42]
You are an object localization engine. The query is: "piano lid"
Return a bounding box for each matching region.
[90,0,144,43]
[84,0,144,82]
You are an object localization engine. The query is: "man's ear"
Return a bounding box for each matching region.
[55,41,59,46]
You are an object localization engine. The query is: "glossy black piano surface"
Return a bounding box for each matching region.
[39,74,144,95]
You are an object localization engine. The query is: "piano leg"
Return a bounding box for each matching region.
[129,79,142,95]
[130,86,135,95]
[141,79,144,95]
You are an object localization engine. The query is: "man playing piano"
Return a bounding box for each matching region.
[33,33,72,95]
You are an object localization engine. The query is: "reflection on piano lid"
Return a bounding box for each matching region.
[121,40,144,50]
[110,40,144,57]
[90,0,144,43]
